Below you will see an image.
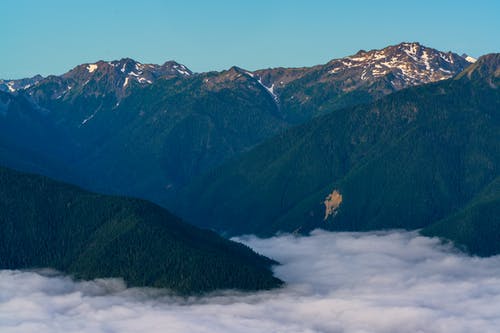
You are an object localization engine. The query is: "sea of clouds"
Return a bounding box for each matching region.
[1,230,500,333]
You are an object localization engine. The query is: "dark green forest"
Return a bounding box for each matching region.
[0,166,282,294]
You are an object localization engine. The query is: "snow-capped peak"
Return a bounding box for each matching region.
[325,42,472,89]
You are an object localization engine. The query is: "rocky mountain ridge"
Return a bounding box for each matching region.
[0,42,481,216]
[2,42,472,102]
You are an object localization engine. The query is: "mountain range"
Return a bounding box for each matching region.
[0,42,474,205]
[0,42,498,261]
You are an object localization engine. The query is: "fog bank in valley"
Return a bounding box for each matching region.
[1,230,500,333]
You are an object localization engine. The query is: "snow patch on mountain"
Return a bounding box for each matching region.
[465,55,477,63]
[257,78,279,103]
[81,109,99,125]
[137,77,152,84]
[7,82,15,92]
[172,64,191,76]
[87,64,98,73]
[244,71,255,78]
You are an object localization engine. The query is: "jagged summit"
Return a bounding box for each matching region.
[68,58,192,77]
[4,58,192,102]
[330,41,472,88]
[0,58,192,96]
[252,41,472,91]
[242,42,474,121]
[64,58,192,88]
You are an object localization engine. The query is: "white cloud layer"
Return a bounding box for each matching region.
[1,230,500,333]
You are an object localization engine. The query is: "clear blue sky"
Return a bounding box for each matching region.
[1,0,499,79]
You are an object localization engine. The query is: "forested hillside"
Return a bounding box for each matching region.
[179,54,500,256]
[0,166,282,294]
